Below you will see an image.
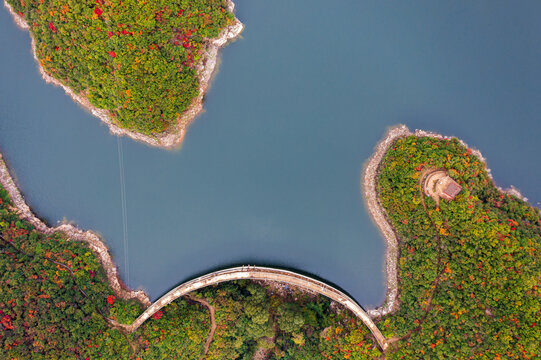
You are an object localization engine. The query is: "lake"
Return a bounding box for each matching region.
[1,0,540,307]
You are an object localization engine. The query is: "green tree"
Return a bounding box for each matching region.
[277,303,305,334]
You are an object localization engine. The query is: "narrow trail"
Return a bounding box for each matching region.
[186,295,217,358]
[387,179,448,348]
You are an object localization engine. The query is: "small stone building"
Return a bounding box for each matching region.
[423,170,462,203]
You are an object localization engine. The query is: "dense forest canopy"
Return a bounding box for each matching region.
[7,0,234,134]
[378,136,540,359]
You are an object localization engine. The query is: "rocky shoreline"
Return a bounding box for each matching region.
[363,124,530,318]
[362,126,410,318]
[3,0,244,149]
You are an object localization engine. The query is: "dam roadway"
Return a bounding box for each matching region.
[120,266,389,351]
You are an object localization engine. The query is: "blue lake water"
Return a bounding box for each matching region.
[1,0,540,307]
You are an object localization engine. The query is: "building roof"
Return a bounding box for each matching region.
[443,181,461,199]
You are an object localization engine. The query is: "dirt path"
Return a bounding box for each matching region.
[387,181,448,348]
[186,295,217,358]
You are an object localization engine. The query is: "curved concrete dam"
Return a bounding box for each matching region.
[119,266,389,351]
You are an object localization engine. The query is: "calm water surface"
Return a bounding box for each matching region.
[1,1,540,306]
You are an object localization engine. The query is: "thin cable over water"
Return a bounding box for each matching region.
[117,137,129,285]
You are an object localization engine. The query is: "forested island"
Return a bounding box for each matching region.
[4,0,243,147]
[1,128,539,359]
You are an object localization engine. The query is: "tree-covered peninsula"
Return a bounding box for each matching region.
[377,136,540,359]
[6,0,237,139]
